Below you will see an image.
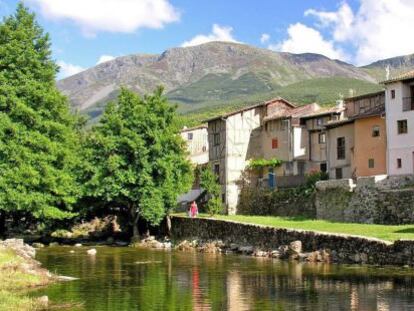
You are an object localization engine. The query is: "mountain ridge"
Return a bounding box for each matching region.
[57,42,414,122]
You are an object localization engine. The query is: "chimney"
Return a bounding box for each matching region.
[336,99,344,109]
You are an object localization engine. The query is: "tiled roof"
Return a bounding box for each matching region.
[300,106,344,119]
[264,103,320,122]
[180,124,207,133]
[203,97,295,122]
[381,70,414,84]
[324,118,355,129]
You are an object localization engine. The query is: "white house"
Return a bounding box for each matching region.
[383,70,414,175]
[180,125,209,165]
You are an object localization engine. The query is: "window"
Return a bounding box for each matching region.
[316,118,323,126]
[397,120,408,134]
[320,163,327,173]
[337,137,346,159]
[335,168,343,179]
[318,133,326,144]
[397,158,402,169]
[372,126,380,137]
[187,132,193,140]
[213,133,220,146]
[368,158,375,168]
[272,138,278,149]
[391,90,396,99]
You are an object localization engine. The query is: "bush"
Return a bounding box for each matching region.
[200,166,223,215]
[206,197,223,216]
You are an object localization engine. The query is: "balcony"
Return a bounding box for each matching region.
[403,97,414,112]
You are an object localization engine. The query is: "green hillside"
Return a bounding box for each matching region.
[177,77,382,127]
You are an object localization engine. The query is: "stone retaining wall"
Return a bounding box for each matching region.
[171,216,414,266]
[315,175,414,224]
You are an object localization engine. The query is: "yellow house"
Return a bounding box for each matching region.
[325,91,386,179]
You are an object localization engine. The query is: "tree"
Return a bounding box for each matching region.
[200,166,222,215]
[83,87,193,237]
[0,4,82,235]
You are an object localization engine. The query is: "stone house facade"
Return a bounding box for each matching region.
[299,104,344,174]
[205,98,325,214]
[382,71,414,176]
[206,101,271,214]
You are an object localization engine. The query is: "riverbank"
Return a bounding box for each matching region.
[0,239,53,310]
[208,214,414,241]
[170,216,414,266]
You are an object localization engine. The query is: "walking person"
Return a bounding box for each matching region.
[190,201,198,218]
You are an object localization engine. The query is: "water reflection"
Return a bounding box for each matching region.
[32,247,414,310]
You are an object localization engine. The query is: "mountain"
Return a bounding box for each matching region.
[58,42,409,122]
[362,53,414,81]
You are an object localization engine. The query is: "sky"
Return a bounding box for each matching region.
[1,0,414,79]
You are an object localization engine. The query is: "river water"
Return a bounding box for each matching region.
[32,246,414,310]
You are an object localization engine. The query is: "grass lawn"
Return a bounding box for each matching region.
[193,214,414,242]
[0,248,47,311]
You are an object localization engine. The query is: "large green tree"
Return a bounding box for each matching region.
[0,4,81,234]
[83,87,193,236]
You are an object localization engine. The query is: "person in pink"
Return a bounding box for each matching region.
[190,201,198,218]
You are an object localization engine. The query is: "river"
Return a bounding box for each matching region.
[32,246,414,310]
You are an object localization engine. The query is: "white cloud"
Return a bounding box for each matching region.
[271,23,348,61]
[57,61,85,80]
[260,33,270,44]
[97,55,116,65]
[28,0,180,36]
[304,0,414,65]
[181,24,240,47]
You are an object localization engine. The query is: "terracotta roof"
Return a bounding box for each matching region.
[203,97,295,123]
[180,124,207,133]
[263,103,320,122]
[381,70,414,84]
[324,118,354,129]
[300,106,344,119]
[344,90,385,101]
[348,105,385,120]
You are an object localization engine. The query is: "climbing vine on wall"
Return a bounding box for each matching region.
[247,158,283,169]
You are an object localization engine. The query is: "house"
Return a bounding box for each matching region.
[325,119,355,179]
[345,91,386,177]
[205,97,328,214]
[205,98,295,214]
[382,71,414,175]
[180,125,209,166]
[325,91,386,179]
[178,125,209,210]
[299,103,345,174]
[261,102,321,187]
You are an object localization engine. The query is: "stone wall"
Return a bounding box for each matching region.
[237,188,315,218]
[171,216,414,266]
[315,175,414,224]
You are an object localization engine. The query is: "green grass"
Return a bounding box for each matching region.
[193,214,414,242]
[0,248,47,310]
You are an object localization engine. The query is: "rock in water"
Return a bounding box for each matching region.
[289,241,302,255]
[87,249,97,256]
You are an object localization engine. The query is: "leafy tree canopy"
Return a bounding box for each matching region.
[0,3,81,221]
[83,87,193,233]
